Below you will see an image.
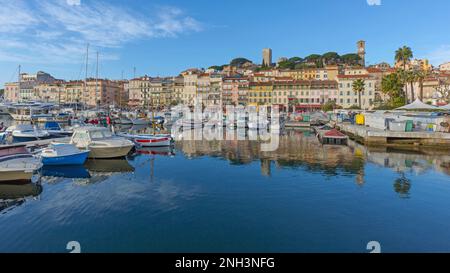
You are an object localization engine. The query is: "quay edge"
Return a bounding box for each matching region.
[337,123,450,148]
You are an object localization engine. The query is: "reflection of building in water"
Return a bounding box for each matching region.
[355,143,450,176]
[176,129,450,186]
[175,129,365,178]
[261,159,271,176]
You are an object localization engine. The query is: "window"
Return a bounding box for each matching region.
[347,99,350,103]
[340,99,343,103]
[354,99,358,103]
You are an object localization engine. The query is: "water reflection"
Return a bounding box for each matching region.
[75,159,135,185]
[175,129,365,177]
[173,128,450,192]
[0,182,42,213]
[42,165,91,179]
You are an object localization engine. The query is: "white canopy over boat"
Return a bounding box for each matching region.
[396,99,438,110]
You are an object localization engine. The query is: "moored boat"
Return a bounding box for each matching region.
[118,132,172,147]
[316,128,348,145]
[7,124,50,142]
[70,127,134,159]
[43,121,73,137]
[115,117,133,125]
[40,143,90,166]
[131,118,151,125]
[0,145,42,184]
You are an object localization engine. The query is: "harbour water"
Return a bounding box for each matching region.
[0,118,450,252]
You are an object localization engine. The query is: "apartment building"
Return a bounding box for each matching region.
[272,80,338,111]
[127,76,151,108]
[248,82,273,108]
[336,74,377,109]
[222,76,249,106]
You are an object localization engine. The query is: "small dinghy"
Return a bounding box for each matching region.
[118,133,172,147]
[40,143,90,165]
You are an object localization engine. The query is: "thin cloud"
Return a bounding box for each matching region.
[0,0,202,64]
[425,45,450,66]
[367,0,382,6]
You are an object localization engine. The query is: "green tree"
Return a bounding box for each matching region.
[304,54,321,63]
[341,54,361,66]
[230,58,252,67]
[322,52,340,64]
[352,79,365,109]
[415,69,429,100]
[321,100,342,112]
[208,65,226,71]
[381,72,406,107]
[277,60,295,69]
[406,70,418,102]
[395,46,413,71]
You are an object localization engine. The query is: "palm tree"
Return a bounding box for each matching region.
[395,46,413,71]
[415,69,428,100]
[352,79,365,109]
[405,70,417,102]
[395,46,414,102]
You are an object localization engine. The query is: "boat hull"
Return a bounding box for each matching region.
[132,119,150,125]
[135,137,171,147]
[42,151,90,166]
[0,170,34,184]
[118,118,133,125]
[88,145,134,159]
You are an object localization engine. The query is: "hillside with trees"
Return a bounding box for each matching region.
[277,52,361,69]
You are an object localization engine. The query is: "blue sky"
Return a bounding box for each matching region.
[1,0,450,86]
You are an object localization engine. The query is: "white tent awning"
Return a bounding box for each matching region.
[396,99,438,110]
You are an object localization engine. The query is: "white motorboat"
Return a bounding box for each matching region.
[7,124,50,142]
[31,113,54,123]
[114,116,133,125]
[69,127,134,159]
[7,102,55,121]
[0,145,42,183]
[131,118,151,125]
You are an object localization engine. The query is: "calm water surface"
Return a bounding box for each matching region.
[0,119,450,252]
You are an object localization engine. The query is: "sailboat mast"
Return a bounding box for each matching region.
[96,51,99,110]
[18,65,21,102]
[84,43,89,110]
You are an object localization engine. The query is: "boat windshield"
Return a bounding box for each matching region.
[90,129,112,140]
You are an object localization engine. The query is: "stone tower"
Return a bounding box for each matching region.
[357,40,366,67]
[262,48,272,67]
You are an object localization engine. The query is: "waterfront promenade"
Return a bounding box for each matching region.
[338,123,450,147]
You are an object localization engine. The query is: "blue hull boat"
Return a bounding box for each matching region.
[42,151,89,166]
[40,143,90,166]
